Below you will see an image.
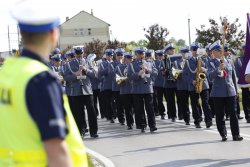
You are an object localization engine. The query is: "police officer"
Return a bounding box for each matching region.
[116,52,135,129]
[235,43,250,122]
[183,42,213,128]
[127,47,158,132]
[63,47,98,138]
[154,50,166,119]
[174,46,191,125]
[162,43,178,121]
[208,41,243,141]
[0,0,90,166]
[99,49,115,123]
[111,48,125,125]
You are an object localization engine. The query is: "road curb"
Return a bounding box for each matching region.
[86,148,115,167]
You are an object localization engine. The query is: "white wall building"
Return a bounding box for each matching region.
[59,10,110,51]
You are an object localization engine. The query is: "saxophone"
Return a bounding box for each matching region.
[195,56,206,94]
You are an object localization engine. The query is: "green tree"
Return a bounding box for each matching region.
[176,39,186,46]
[196,17,245,52]
[144,24,170,50]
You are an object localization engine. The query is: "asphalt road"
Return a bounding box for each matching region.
[84,115,250,167]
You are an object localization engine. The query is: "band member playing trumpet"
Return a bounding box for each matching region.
[174,46,191,125]
[162,43,178,122]
[154,50,166,119]
[116,53,134,129]
[110,48,126,125]
[87,53,101,118]
[208,41,243,141]
[127,47,158,133]
[63,47,98,138]
[183,42,212,128]
[99,49,115,123]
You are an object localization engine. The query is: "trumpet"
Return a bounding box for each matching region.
[116,74,127,85]
[172,68,183,80]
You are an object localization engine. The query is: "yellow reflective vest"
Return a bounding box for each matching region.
[0,56,89,167]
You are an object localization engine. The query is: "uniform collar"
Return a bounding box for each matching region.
[21,49,48,66]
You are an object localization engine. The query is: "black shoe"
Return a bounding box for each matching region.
[141,127,146,133]
[185,122,190,125]
[136,125,141,129]
[120,122,125,125]
[161,115,165,120]
[127,125,133,130]
[178,116,183,120]
[90,134,99,138]
[195,123,201,128]
[171,118,176,122]
[233,136,243,141]
[238,115,243,120]
[221,136,227,142]
[155,112,160,116]
[206,122,213,128]
[150,127,157,132]
[247,119,250,123]
[110,119,115,123]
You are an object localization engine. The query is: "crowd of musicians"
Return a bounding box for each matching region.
[47,40,250,141]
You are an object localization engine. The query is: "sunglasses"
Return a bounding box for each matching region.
[116,53,123,56]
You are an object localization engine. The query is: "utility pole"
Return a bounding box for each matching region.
[8,25,11,55]
[188,18,191,46]
[17,25,20,51]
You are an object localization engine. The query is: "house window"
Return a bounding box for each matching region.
[88,28,91,35]
[74,29,78,36]
[80,28,84,36]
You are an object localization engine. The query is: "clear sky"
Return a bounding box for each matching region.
[0,0,249,52]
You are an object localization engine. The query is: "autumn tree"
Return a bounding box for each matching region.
[106,39,127,50]
[144,24,170,50]
[84,39,107,59]
[196,17,245,52]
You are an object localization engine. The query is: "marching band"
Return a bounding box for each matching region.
[39,39,249,142]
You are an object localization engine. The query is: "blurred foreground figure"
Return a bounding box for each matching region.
[0,0,91,166]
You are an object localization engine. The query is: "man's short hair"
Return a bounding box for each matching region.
[21,31,50,45]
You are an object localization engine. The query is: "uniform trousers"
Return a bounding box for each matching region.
[133,93,156,129]
[68,95,87,130]
[189,90,212,125]
[213,96,239,137]
[120,94,134,126]
[154,87,166,116]
[164,88,177,119]
[93,89,100,117]
[103,89,114,120]
[208,85,215,117]
[70,95,98,135]
[99,90,107,118]
[113,91,125,124]
[177,90,190,123]
[242,88,250,120]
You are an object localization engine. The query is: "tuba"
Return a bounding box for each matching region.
[195,56,206,94]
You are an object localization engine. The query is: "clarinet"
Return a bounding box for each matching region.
[140,58,148,84]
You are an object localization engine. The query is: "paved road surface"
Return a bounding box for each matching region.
[85,116,250,167]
